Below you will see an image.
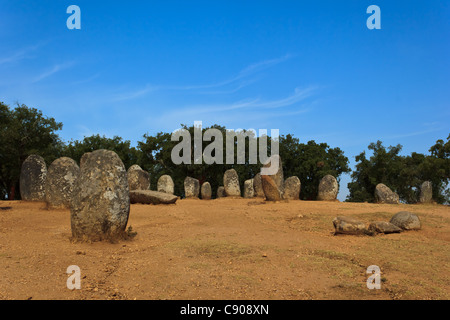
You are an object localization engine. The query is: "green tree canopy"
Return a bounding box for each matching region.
[0,102,63,200]
[63,134,140,170]
[347,136,450,204]
[279,134,351,200]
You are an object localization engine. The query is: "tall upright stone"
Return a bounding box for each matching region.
[70,150,130,242]
[127,165,150,191]
[261,175,283,201]
[224,169,241,197]
[284,176,301,200]
[201,182,212,200]
[374,183,399,204]
[317,175,339,201]
[20,154,47,201]
[45,157,80,209]
[157,175,175,195]
[184,177,200,198]
[253,173,265,198]
[243,179,255,198]
[261,155,284,201]
[419,181,432,204]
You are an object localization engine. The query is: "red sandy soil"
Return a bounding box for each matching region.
[0,199,449,300]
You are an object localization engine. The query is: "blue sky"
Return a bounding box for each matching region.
[1,1,449,200]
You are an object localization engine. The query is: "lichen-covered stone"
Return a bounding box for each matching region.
[20,154,47,201]
[284,176,301,200]
[419,181,432,203]
[70,150,130,242]
[261,175,282,201]
[79,152,91,168]
[317,175,339,201]
[333,216,367,235]
[217,186,226,198]
[127,165,150,191]
[157,175,174,195]
[261,155,284,201]
[390,211,421,230]
[261,155,284,190]
[45,157,80,209]
[253,173,265,198]
[184,177,200,198]
[374,183,399,204]
[224,169,241,197]
[130,190,177,205]
[201,182,212,200]
[243,179,255,198]
[368,221,403,234]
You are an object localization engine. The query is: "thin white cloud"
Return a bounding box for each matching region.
[166,53,293,91]
[0,43,42,66]
[179,86,316,114]
[112,54,294,101]
[111,84,159,101]
[32,61,75,83]
[383,127,444,140]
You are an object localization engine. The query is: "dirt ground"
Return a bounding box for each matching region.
[0,198,448,300]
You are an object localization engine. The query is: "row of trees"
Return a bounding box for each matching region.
[1,102,449,203]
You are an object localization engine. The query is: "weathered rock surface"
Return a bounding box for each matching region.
[201,182,212,200]
[127,165,150,191]
[217,186,226,198]
[368,221,403,234]
[243,179,255,198]
[79,152,91,168]
[261,175,283,201]
[70,150,130,242]
[45,157,80,209]
[333,216,367,235]
[20,154,47,201]
[253,173,265,198]
[224,169,241,197]
[419,181,433,203]
[374,183,399,204]
[390,211,421,230]
[184,177,200,198]
[130,190,178,205]
[261,155,284,201]
[157,175,175,194]
[317,175,339,201]
[284,176,301,200]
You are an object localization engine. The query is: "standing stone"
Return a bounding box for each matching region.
[284,176,301,200]
[217,186,226,198]
[243,179,255,198]
[70,150,130,242]
[157,175,175,195]
[374,183,399,204]
[261,175,283,201]
[184,177,200,198]
[45,157,80,209]
[253,173,265,198]
[317,175,339,201]
[333,216,367,235]
[79,152,91,168]
[390,211,421,230]
[20,154,47,201]
[127,165,150,191]
[224,169,241,197]
[201,182,212,200]
[419,181,433,203]
[261,155,284,201]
